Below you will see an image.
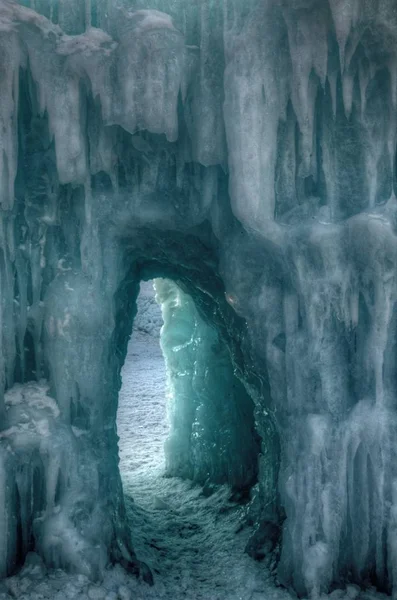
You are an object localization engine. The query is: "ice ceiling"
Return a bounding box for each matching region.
[0,0,397,597]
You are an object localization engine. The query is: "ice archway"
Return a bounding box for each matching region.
[1,0,397,597]
[0,223,280,586]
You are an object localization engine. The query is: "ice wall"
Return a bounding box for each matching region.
[0,0,397,596]
[0,381,111,579]
[155,278,259,489]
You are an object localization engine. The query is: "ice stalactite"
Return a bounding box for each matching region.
[0,0,397,596]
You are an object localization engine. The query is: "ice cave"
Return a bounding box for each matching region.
[1,0,397,599]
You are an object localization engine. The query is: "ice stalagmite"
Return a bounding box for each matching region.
[0,0,397,596]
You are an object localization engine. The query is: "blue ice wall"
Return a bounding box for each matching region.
[155,278,259,489]
[0,0,397,596]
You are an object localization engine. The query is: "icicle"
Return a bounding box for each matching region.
[0,32,23,210]
[328,72,338,119]
[350,288,359,328]
[342,71,354,119]
[86,0,91,29]
[329,0,360,72]
[388,481,397,592]
[84,179,92,229]
[0,453,7,578]
[390,59,397,110]
[201,167,218,215]
[15,255,28,382]
[373,277,393,406]
[359,61,370,118]
[15,466,32,554]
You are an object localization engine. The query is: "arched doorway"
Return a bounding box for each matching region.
[116,276,267,597]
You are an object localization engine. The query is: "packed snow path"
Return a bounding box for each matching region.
[117,323,168,497]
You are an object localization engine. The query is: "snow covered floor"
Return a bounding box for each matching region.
[0,287,392,600]
[117,328,168,497]
[117,329,277,600]
[115,286,270,598]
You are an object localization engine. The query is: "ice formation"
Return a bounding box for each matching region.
[156,278,259,488]
[0,0,397,597]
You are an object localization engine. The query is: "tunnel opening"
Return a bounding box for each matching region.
[115,274,268,595]
[0,227,283,598]
[108,227,283,595]
[117,277,261,496]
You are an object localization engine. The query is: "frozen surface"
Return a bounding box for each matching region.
[0,552,393,600]
[0,380,111,580]
[1,0,397,596]
[116,294,267,597]
[155,278,259,488]
[117,281,168,493]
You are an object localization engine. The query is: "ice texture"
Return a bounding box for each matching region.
[0,381,110,580]
[155,278,259,489]
[0,0,397,597]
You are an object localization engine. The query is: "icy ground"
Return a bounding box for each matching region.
[117,282,277,599]
[0,284,392,600]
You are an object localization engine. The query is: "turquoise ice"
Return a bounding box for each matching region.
[0,1,397,597]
